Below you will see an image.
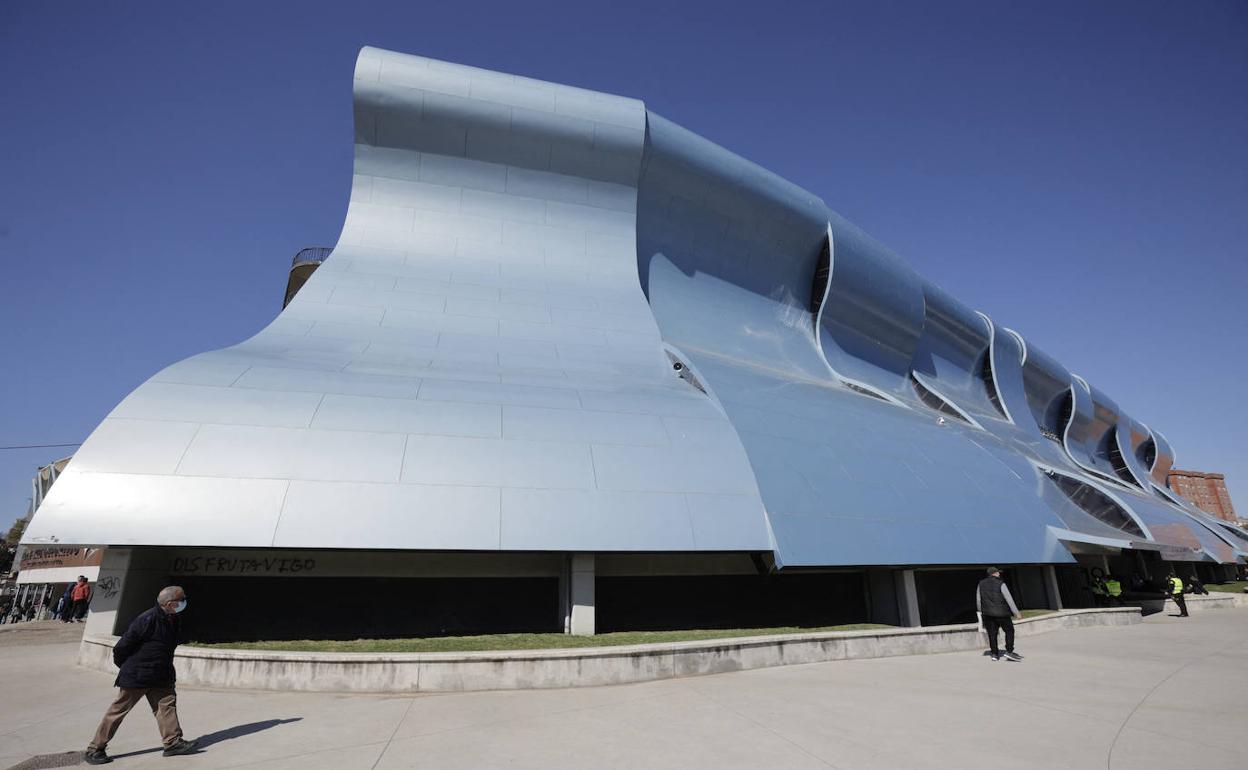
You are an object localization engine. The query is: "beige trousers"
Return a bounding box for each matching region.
[88,687,183,750]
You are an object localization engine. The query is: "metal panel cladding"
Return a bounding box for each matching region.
[26,48,772,554]
[25,47,1239,568]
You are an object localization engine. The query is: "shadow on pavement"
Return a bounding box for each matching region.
[198,718,303,748]
[110,718,303,759]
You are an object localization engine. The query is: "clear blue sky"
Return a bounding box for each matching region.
[2,1,1245,534]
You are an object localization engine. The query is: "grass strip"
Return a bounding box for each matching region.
[189,624,895,653]
[1205,581,1247,594]
[1019,609,1056,618]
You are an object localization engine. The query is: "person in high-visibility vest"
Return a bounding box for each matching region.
[1167,572,1189,617]
[1090,576,1108,606]
[1104,575,1123,606]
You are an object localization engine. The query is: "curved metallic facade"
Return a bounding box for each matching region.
[25,47,1243,569]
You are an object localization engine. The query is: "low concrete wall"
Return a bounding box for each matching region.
[78,608,1144,694]
[1185,593,1247,611]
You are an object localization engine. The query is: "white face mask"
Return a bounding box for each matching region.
[174,600,188,614]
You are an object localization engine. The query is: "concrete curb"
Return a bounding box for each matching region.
[78,607,1144,693]
[1184,593,1248,610]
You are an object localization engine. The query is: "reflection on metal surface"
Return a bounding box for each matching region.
[23,47,1241,568]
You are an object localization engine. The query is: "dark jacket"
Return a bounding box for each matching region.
[977,576,1011,617]
[112,604,185,689]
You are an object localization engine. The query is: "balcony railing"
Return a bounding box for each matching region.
[292,246,333,268]
[283,247,334,308]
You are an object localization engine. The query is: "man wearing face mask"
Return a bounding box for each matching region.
[83,586,199,765]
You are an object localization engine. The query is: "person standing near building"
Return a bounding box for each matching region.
[1167,572,1189,617]
[83,586,198,765]
[1089,573,1108,607]
[60,583,76,623]
[976,567,1023,661]
[1104,574,1123,606]
[70,576,91,622]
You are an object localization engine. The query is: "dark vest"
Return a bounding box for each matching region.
[978,576,1010,617]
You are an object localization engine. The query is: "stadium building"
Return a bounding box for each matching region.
[23,47,1248,642]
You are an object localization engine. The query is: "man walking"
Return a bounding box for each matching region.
[70,576,92,622]
[976,567,1023,662]
[83,586,198,765]
[1167,572,1189,617]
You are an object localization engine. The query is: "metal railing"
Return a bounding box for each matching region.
[291,246,333,268]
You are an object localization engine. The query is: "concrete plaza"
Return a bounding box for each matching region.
[2,610,1245,770]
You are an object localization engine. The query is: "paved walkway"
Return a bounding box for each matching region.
[1,610,1245,769]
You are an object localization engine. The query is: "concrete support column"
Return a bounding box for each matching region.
[84,547,132,638]
[1043,565,1063,610]
[895,569,921,627]
[568,553,595,636]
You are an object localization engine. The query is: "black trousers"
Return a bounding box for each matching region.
[1170,592,1188,616]
[983,615,1014,655]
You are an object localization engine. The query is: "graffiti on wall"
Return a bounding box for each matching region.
[98,576,122,599]
[171,556,318,575]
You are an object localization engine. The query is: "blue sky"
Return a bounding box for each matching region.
[1,0,1245,533]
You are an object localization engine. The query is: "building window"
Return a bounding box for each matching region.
[1106,432,1140,487]
[910,374,968,423]
[1046,470,1145,539]
[978,353,1006,417]
[809,240,830,316]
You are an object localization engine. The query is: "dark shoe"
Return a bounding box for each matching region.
[162,739,199,756]
[989,652,1001,661]
[84,748,113,765]
[1004,651,1023,662]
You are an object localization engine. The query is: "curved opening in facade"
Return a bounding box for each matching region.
[1136,437,1157,470]
[977,352,1007,417]
[842,381,888,401]
[1214,520,1248,547]
[809,239,830,316]
[1044,470,1146,538]
[1038,390,1072,443]
[283,246,333,308]
[1106,432,1141,487]
[910,374,969,423]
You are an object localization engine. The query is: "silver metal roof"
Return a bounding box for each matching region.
[24,47,1239,566]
